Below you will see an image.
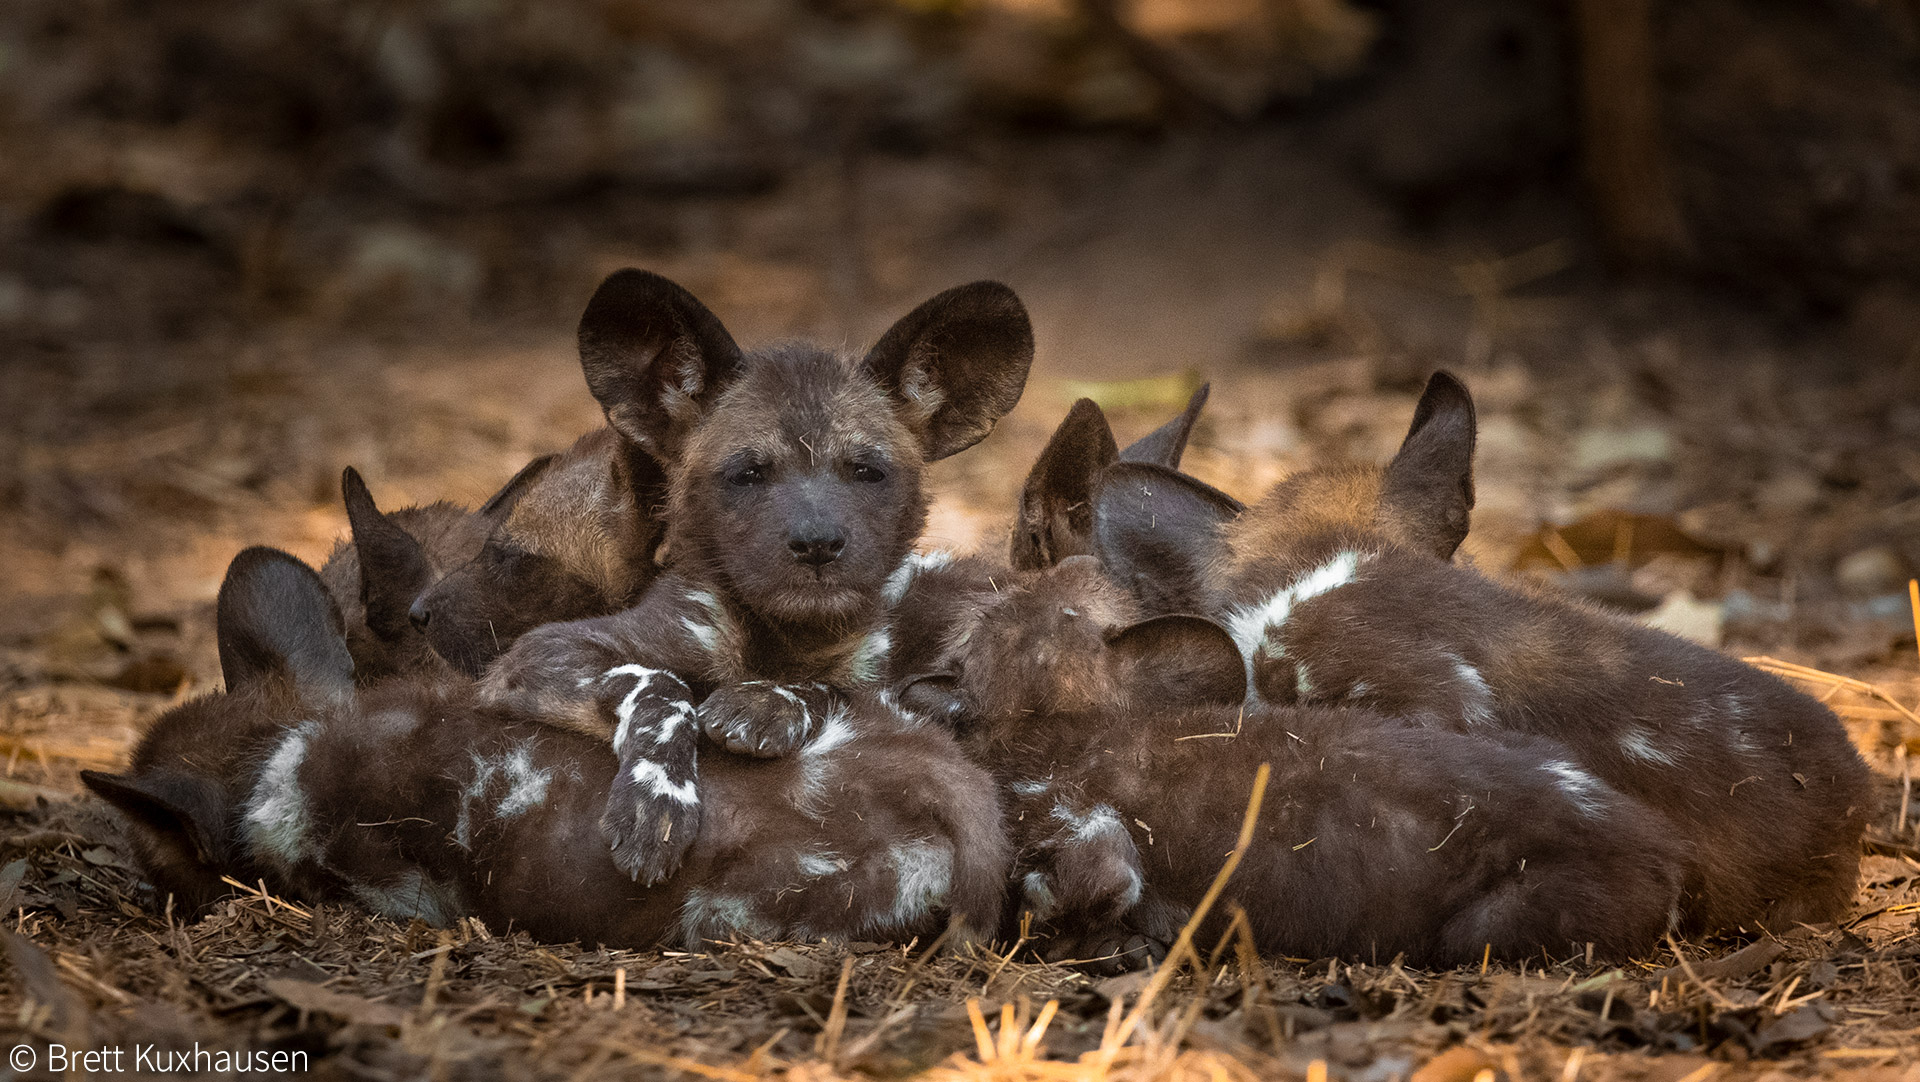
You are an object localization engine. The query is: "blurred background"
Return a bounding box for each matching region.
[4,0,1920,772]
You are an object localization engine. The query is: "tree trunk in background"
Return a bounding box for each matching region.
[1574,0,1691,268]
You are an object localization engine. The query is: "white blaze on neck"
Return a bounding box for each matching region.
[245,722,319,867]
[883,549,956,607]
[1225,550,1367,701]
[848,627,892,684]
[679,589,733,656]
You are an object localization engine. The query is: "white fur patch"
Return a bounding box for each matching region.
[1052,801,1128,843]
[454,742,557,848]
[680,590,732,656]
[888,839,953,926]
[1619,730,1678,767]
[799,850,847,877]
[630,759,699,805]
[493,744,554,818]
[883,549,955,607]
[1450,656,1495,725]
[244,722,319,867]
[1022,872,1057,919]
[848,627,892,684]
[680,889,774,946]
[681,617,720,653]
[791,704,857,812]
[1010,779,1052,797]
[1225,551,1366,701]
[1540,760,1607,817]
[804,705,858,757]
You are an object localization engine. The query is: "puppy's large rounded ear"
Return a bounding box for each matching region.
[81,768,233,913]
[862,281,1034,461]
[1381,371,1477,559]
[216,546,354,704]
[577,270,743,462]
[1119,382,1209,469]
[81,770,224,866]
[1012,399,1119,570]
[899,673,972,730]
[1093,462,1243,616]
[341,468,432,642]
[1105,615,1246,706]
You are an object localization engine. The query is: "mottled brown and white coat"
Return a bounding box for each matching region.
[1092,372,1872,933]
[85,548,1009,948]
[478,270,1034,883]
[903,557,1689,967]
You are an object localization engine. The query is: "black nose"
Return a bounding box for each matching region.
[788,533,845,567]
[408,596,432,630]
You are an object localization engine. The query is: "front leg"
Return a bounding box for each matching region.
[599,665,702,884]
[478,579,720,737]
[696,681,840,757]
[479,615,645,736]
[1004,778,1145,928]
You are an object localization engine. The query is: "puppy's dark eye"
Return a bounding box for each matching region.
[729,464,768,487]
[851,463,886,484]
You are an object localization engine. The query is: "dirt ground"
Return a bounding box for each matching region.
[6,108,1920,1081]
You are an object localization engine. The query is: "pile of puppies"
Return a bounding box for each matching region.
[83,271,1871,968]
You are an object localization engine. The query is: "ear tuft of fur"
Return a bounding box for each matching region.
[577,270,744,461]
[862,281,1034,462]
[1381,371,1477,559]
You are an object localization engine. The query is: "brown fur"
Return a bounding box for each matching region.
[1093,372,1872,932]
[85,548,1008,948]
[414,427,669,676]
[910,559,1688,967]
[318,474,486,682]
[480,271,1033,882]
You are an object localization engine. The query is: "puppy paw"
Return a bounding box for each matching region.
[1041,930,1166,975]
[697,681,836,757]
[601,757,701,884]
[599,666,702,883]
[1044,823,1147,924]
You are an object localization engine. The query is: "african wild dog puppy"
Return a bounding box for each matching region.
[84,547,1009,947]
[1094,372,1871,932]
[409,426,671,676]
[902,556,1687,966]
[479,270,1034,883]
[883,386,1217,689]
[319,462,552,681]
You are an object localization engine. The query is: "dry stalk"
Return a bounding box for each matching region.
[816,954,855,1064]
[1100,762,1271,1061]
[1744,656,1920,727]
